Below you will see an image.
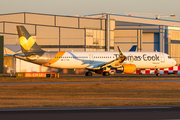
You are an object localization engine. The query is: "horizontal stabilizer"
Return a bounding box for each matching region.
[5,54,14,56]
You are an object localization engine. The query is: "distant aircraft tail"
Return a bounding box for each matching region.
[129,45,137,51]
[17,26,44,55]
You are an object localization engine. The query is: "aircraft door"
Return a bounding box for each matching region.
[44,52,50,62]
[159,53,165,62]
[89,54,94,62]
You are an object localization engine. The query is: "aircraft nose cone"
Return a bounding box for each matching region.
[172,59,177,66]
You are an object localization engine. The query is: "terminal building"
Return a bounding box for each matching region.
[0,12,180,73]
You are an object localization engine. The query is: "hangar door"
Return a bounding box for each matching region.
[0,36,3,73]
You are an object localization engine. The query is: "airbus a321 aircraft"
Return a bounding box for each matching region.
[14,26,176,76]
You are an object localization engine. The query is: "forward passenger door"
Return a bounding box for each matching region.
[89,54,94,62]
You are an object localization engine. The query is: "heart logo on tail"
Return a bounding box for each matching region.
[19,37,35,50]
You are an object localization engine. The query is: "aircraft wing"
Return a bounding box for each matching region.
[86,62,106,69]
[86,47,126,70]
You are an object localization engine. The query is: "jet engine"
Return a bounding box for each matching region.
[117,64,136,74]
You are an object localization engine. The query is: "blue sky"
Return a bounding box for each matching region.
[0,0,180,21]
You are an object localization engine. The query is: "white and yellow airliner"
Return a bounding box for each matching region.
[14,26,176,76]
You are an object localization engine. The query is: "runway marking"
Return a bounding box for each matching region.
[0,80,180,85]
[0,106,173,111]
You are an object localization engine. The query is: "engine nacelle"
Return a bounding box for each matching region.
[117,64,136,74]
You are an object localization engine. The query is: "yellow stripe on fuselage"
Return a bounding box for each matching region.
[43,51,65,65]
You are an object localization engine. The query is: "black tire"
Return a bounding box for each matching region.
[103,72,109,76]
[156,73,160,76]
[85,72,92,76]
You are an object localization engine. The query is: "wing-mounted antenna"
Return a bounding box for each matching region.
[117,46,126,63]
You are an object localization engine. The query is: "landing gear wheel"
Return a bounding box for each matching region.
[156,73,160,76]
[103,72,109,76]
[156,69,160,76]
[85,72,92,76]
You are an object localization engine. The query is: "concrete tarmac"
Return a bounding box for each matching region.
[0,80,180,85]
[59,74,180,78]
[1,105,180,120]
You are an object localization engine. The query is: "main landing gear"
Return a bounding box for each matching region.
[156,69,160,76]
[103,72,110,76]
[85,72,92,76]
[85,71,110,76]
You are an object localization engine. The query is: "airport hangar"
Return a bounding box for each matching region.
[0,12,180,74]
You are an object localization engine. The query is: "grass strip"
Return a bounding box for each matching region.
[0,82,180,108]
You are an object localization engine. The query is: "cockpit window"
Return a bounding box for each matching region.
[168,56,171,59]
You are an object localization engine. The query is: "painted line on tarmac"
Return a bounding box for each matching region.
[0,80,180,85]
[0,106,174,111]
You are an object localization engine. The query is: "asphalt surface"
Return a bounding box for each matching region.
[0,80,180,85]
[1,105,180,120]
[1,76,180,120]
